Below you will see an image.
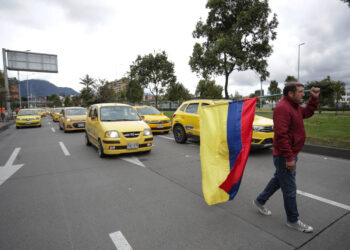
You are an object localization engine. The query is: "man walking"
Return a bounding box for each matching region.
[253,82,320,233]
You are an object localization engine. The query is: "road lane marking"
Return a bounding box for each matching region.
[159,135,174,140]
[120,156,145,168]
[297,190,350,211]
[109,231,133,250]
[59,142,71,156]
[51,127,55,132]
[48,122,51,125]
[0,148,24,186]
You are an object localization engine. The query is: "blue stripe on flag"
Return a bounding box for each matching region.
[226,100,243,200]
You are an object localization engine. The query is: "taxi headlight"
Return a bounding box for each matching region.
[144,129,151,136]
[66,118,71,122]
[253,126,265,132]
[105,131,120,138]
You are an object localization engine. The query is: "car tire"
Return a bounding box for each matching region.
[16,126,19,129]
[173,125,187,144]
[85,133,91,146]
[98,139,105,158]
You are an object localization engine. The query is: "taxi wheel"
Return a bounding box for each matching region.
[85,133,91,146]
[98,139,105,158]
[173,125,187,144]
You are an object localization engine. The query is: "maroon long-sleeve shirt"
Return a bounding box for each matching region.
[273,95,318,162]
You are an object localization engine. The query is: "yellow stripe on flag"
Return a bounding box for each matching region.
[200,103,230,205]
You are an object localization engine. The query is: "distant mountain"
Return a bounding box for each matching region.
[18,79,79,98]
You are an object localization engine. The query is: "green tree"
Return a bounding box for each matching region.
[129,51,176,108]
[341,0,350,7]
[285,75,298,82]
[195,79,223,99]
[79,74,96,90]
[80,87,95,107]
[331,80,346,114]
[268,80,281,109]
[95,79,117,103]
[126,79,144,104]
[48,94,61,107]
[189,0,278,99]
[64,96,72,107]
[165,82,191,101]
[305,76,334,113]
[71,95,81,106]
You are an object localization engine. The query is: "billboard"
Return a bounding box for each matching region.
[6,50,58,73]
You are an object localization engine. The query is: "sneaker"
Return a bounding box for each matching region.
[253,199,272,216]
[286,220,313,233]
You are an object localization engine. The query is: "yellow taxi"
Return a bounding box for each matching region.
[37,109,47,117]
[172,99,274,148]
[59,107,87,132]
[85,103,153,157]
[133,106,171,133]
[52,108,63,122]
[16,109,41,128]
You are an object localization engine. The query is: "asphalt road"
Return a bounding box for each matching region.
[0,117,349,250]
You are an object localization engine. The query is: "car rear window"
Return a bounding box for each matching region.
[185,103,199,114]
[179,104,188,111]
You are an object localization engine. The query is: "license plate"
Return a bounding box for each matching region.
[25,122,31,125]
[157,125,164,128]
[127,143,139,149]
[77,123,85,128]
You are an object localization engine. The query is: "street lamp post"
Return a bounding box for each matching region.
[18,71,21,109]
[297,42,305,81]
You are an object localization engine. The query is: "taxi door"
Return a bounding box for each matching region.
[184,103,200,136]
[86,106,99,146]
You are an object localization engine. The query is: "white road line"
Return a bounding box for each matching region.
[48,122,51,125]
[0,148,24,186]
[120,156,145,168]
[297,190,350,211]
[59,142,71,156]
[159,135,174,140]
[51,127,55,133]
[109,231,133,250]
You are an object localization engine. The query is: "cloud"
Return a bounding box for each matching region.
[0,0,114,29]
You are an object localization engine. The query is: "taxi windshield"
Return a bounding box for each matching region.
[66,109,87,116]
[18,110,38,116]
[136,107,161,115]
[100,106,141,121]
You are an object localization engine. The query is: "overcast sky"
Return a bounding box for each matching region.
[1,0,350,96]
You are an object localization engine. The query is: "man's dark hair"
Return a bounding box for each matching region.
[283,82,304,96]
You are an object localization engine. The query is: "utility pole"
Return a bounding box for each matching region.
[297,43,305,81]
[2,48,12,117]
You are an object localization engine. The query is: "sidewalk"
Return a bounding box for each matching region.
[0,120,15,133]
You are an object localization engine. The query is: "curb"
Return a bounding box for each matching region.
[302,144,350,160]
[0,121,15,133]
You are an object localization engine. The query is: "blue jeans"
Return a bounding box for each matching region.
[256,155,299,223]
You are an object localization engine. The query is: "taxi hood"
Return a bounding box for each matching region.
[253,115,273,126]
[101,120,149,132]
[142,114,169,121]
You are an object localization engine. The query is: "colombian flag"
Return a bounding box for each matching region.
[200,98,257,205]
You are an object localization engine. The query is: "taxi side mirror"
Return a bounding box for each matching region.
[91,116,97,121]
